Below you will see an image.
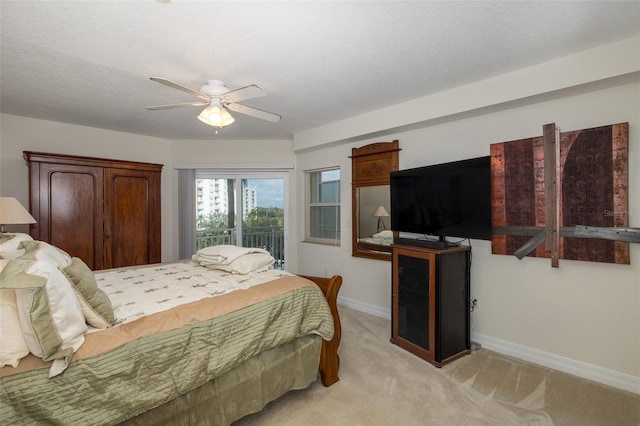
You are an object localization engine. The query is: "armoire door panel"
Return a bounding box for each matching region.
[104,169,161,268]
[38,163,104,270]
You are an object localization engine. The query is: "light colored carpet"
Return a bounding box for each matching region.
[235,306,639,425]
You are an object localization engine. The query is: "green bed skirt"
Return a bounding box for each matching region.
[121,335,322,425]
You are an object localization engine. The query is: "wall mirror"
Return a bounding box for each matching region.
[351,140,400,260]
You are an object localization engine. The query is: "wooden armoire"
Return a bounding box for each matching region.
[24,151,163,270]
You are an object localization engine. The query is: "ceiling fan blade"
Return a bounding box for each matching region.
[146,102,208,110]
[149,77,209,101]
[227,103,281,123]
[222,84,266,104]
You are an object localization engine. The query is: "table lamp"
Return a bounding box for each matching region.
[0,197,37,232]
[373,205,389,233]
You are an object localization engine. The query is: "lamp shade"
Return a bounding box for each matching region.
[0,197,36,230]
[197,100,235,127]
[373,206,390,218]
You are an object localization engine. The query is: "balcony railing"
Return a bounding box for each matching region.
[195,226,285,269]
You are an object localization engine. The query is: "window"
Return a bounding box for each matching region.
[179,168,289,268]
[194,174,287,268]
[306,167,340,244]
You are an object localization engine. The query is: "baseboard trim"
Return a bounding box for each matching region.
[337,295,391,319]
[471,332,640,395]
[338,298,639,394]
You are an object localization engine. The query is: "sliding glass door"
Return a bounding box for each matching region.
[195,173,287,268]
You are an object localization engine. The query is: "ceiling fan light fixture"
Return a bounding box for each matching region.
[148,77,279,127]
[197,100,235,127]
[220,108,235,126]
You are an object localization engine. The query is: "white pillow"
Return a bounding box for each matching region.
[0,233,34,259]
[204,252,275,274]
[18,240,72,268]
[0,260,30,368]
[3,258,87,376]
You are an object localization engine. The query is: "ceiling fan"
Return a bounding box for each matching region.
[146,77,281,129]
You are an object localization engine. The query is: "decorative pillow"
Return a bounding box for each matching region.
[0,233,34,259]
[1,258,87,377]
[0,260,30,368]
[204,252,275,274]
[62,257,114,329]
[18,240,72,268]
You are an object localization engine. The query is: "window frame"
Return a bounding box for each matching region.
[178,162,294,261]
[304,166,341,245]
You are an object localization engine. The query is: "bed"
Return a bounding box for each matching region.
[0,236,342,425]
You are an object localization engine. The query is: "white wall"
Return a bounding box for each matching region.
[294,37,640,392]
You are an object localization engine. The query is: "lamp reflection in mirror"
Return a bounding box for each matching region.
[373,205,389,233]
[0,197,36,232]
[197,98,235,128]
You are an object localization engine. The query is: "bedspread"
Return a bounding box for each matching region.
[0,264,334,425]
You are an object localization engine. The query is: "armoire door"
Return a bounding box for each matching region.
[30,162,105,270]
[104,167,161,268]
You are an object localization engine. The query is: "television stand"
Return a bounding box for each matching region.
[391,243,471,367]
[394,237,450,250]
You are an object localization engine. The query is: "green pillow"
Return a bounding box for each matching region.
[1,258,87,377]
[62,257,114,329]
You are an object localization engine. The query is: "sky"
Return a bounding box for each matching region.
[246,179,284,209]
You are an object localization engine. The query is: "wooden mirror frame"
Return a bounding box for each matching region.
[351,140,400,260]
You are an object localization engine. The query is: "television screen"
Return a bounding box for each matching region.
[390,156,492,240]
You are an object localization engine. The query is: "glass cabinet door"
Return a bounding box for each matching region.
[392,248,436,359]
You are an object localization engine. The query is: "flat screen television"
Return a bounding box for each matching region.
[390,156,492,241]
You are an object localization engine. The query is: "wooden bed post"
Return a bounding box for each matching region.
[299,274,342,386]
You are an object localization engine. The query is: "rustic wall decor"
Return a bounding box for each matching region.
[491,122,630,265]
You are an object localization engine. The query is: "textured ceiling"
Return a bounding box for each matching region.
[1,1,639,141]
